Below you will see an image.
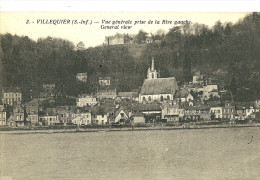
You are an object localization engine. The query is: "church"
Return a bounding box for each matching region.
[139,57,178,103]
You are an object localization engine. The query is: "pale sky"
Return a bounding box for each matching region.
[0,12,250,48]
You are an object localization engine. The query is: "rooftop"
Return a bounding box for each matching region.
[99,77,111,80]
[140,77,178,95]
[118,91,139,98]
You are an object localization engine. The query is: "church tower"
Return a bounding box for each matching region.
[147,57,159,79]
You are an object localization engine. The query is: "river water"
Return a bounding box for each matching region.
[0,127,260,180]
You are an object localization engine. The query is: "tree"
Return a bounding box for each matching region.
[134,30,148,44]
[165,26,182,49]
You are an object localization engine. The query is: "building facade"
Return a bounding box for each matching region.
[161,105,179,122]
[193,71,204,85]
[76,73,88,82]
[72,112,91,125]
[39,115,58,126]
[99,77,111,86]
[117,91,139,101]
[97,89,117,100]
[92,114,108,125]
[222,102,235,120]
[76,94,98,107]
[2,92,22,106]
[114,109,131,123]
[139,77,178,103]
[140,57,178,103]
[210,107,223,119]
[40,84,56,98]
[0,105,6,125]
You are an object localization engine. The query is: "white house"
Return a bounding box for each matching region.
[92,114,108,125]
[0,112,6,125]
[161,105,179,122]
[76,73,88,82]
[114,109,131,123]
[246,106,255,117]
[186,94,194,101]
[203,85,218,92]
[99,77,111,86]
[72,112,92,125]
[203,85,218,100]
[210,107,223,119]
[39,115,58,126]
[193,72,204,84]
[0,105,6,125]
[2,92,22,106]
[76,94,98,107]
[131,112,145,124]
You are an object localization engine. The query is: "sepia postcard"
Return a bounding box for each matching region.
[0,4,260,180]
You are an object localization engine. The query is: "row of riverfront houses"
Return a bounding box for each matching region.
[1,58,260,127]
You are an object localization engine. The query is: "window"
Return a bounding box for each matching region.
[152,73,154,79]
[148,96,152,101]
[142,97,146,101]
[167,95,170,100]
[160,96,163,101]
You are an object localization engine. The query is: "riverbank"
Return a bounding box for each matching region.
[0,123,260,134]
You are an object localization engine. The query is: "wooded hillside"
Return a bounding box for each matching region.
[0,12,259,102]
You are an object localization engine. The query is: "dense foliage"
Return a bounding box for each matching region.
[0,13,259,102]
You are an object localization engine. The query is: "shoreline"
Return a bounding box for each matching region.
[0,123,260,135]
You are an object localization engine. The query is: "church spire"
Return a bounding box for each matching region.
[151,56,155,71]
[147,56,158,80]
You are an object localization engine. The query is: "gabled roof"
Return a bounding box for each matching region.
[131,111,144,117]
[118,92,139,98]
[99,77,111,80]
[140,77,178,95]
[184,105,210,111]
[128,103,162,112]
[235,101,255,109]
[114,108,131,118]
[77,72,87,76]
[91,105,114,115]
[205,101,221,107]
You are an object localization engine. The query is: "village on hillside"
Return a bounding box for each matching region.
[1,54,260,128]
